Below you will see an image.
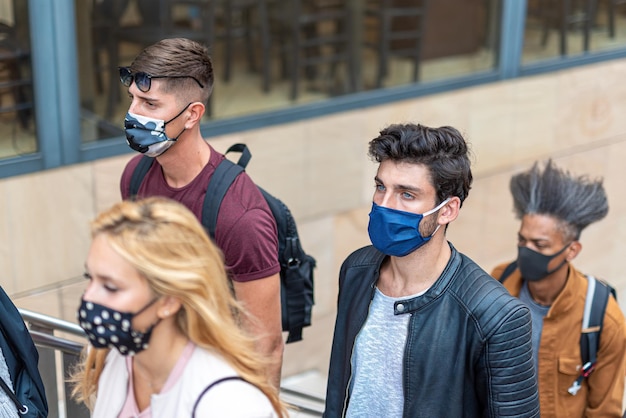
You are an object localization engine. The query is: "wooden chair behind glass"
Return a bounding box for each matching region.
[0,21,32,130]
[270,0,356,100]
[528,0,595,55]
[364,0,428,88]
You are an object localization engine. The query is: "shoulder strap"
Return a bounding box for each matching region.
[202,144,251,237]
[498,261,518,283]
[568,275,610,395]
[0,374,27,415]
[129,156,155,197]
[224,143,251,168]
[191,376,245,417]
[202,160,244,238]
[580,275,610,366]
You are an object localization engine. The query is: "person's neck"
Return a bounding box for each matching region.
[527,265,569,306]
[158,130,211,188]
[132,326,190,393]
[378,237,451,298]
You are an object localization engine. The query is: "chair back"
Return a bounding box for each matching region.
[270,0,356,100]
[0,20,32,130]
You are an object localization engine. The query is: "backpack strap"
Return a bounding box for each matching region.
[568,275,610,395]
[129,156,155,197]
[0,375,27,415]
[203,159,244,238]
[498,261,518,283]
[581,275,610,363]
[224,143,251,169]
[202,144,251,238]
[191,376,245,417]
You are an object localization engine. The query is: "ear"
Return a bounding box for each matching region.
[157,296,183,319]
[185,102,205,128]
[438,197,461,226]
[565,241,582,261]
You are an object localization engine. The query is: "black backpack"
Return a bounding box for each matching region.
[498,261,616,396]
[129,143,316,343]
[0,286,48,417]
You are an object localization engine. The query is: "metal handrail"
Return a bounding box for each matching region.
[17,308,89,418]
[280,386,326,403]
[19,308,85,338]
[280,386,325,416]
[281,395,324,416]
[28,330,84,355]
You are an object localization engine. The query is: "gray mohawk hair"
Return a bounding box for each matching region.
[510,159,608,240]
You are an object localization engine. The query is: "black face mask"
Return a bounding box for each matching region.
[517,243,570,282]
[77,297,160,356]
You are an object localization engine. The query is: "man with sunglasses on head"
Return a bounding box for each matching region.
[491,159,626,417]
[118,38,284,388]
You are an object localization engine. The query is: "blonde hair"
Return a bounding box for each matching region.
[72,197,287,416]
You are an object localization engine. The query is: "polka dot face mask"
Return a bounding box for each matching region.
[77,297,160,356]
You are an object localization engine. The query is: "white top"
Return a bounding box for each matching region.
[347,287,416,418]
[0,346,18,418]
[92,344,277,418]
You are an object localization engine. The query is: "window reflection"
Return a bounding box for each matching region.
[7,0,626,161]
[0,0,36,160]
[76,0,502,144]
[364,0,498,88]
[523,0,626,63]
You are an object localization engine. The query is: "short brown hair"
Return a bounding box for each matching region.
[368,123,473,206]
[130,38,214,106]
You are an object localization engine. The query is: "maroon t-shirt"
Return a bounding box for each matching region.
[120,144,280,282]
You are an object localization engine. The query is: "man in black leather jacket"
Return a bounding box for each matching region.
[323,123,539,418]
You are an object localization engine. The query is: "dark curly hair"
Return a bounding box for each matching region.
[368,123,473,206]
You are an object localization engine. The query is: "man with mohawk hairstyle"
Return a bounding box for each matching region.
[492,159,626,418]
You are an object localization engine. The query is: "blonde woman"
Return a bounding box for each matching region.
[72,197,287,417]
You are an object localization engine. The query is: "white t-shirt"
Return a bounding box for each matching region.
[347,287,425,418]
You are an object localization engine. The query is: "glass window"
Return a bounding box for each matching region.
[362,0,500,88]
[523,0,626,63]
[0,0,37,160]
[76,0,501,144]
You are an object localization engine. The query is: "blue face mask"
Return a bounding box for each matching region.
[368,198,450,257]
[124,104,190,157]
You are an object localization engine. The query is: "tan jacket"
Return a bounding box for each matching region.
[492,263,626,418]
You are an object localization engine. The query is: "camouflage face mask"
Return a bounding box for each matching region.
[123,104,189,157]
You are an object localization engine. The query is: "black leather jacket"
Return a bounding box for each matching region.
[324,244,539,418]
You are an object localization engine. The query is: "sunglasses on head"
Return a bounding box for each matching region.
[119,67,205,92]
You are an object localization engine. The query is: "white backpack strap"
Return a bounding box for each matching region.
[582,275,597,332]
[569,274,608,396]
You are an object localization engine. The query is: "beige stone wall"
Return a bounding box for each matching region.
[2,59,626,379]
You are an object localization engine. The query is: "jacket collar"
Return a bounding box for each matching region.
[370,242,462,315]
[506,262,586,316]
[543,264,585,318]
